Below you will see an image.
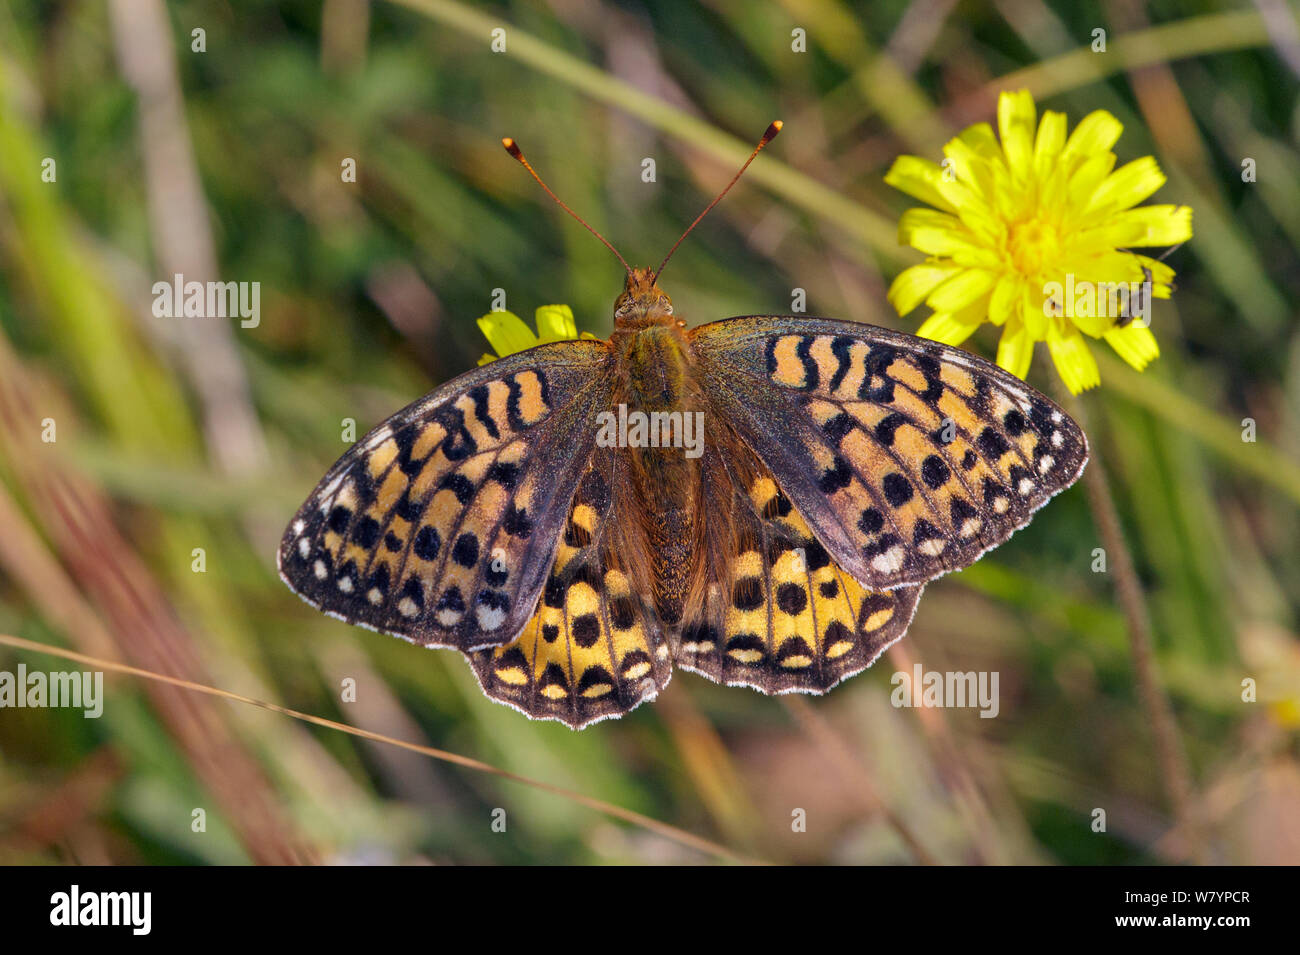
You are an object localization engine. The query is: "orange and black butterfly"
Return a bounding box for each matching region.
[279,123,1088,728]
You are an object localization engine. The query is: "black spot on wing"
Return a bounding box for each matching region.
[977,427,1010,458]
[487,461,520,489]
[859,343,897,402]
[413,525,441,561]
[819,456,853,493]
[503,504,533,539]
[882,473,914,507]
[451,532,479,568]
[874,412,906,447]
[467,385,499,440]
[916,354,944,404]
[828,336,855,392]
[354,516,380,549]
[437,473,475,505]
[795,336,820,391]
[921,455,950,489]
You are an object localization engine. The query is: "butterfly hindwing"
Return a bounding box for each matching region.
[278,341,615,651]
[690,316,1088,590]
[467,446,673,728]
[679,446,922,694]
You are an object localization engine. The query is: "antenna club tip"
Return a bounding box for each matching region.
[502,137,522,158]
[764,120,783,141]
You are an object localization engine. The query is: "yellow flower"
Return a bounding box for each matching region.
[476,304,594,364]
[884,89,1193,394]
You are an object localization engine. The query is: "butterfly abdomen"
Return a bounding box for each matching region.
[613,321,702,627]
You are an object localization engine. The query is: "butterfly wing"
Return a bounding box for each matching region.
[278,340,614,651]
[690,317,1088,590]
[677,438,922,694]
[467,446,673,728]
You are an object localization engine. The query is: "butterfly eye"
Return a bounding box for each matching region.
[659,298,673,315]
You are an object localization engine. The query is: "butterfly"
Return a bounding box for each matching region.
[279,123,1089,728]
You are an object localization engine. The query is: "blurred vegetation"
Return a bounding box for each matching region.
[0,0,1297,865]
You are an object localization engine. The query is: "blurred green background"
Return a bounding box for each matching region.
[1,0,1298,865]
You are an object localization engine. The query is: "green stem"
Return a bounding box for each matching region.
[1060,386,1207,863]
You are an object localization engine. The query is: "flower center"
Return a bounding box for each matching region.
[1006,218,1061,278]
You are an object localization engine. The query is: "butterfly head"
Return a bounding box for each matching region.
[613,267,674,329]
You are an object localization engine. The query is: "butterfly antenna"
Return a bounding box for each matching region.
[502,137,633,277]
[652,120,782,284]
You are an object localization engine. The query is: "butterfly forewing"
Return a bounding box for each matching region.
[467,445,673,728]
[278,341,615,651]
[690,317,1088,590]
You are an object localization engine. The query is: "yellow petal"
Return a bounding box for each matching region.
[1084,156,1167,215]
[998,89,1037,179]
[1047,321,1101,394]
[1020,280,1049,341]
[1113,204,1194,246]
[1062,109,1123,160]
[476,310,538,358]
[942,135,998,200]
[1067,151,1117,208]
[534,304,577,342]
[1076,250,1149,286]
[1032,110,1067,182]
[935,175,989,215]
[947,191,1003,244]
[958,121,1002,160]
[996,320,1035,380]
[898,208,970,252]
[917,310,983,346]
[899,210,1004,267]
[477,353,497,366]
[1069,307,1119,339]
[988,275,1020,327]
[887,261,963,315]
[1104,323,1160,371]
[884,156,958,213]
[926,268,998,312]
